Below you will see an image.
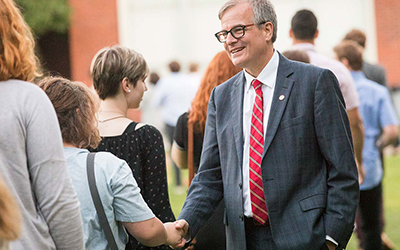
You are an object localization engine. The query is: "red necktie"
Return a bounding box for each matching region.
[249,79,268,224]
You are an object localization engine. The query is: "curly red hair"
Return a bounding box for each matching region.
[0,0,40,82]
[189,51,241,133]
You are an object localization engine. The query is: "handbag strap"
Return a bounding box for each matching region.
[87,152,119,250]
[188,120,195,186]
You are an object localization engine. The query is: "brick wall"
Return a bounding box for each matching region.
[68,0,140,120]
[68,0,119,85]
[375,0,400,88]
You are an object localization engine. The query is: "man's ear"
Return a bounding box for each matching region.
[314,29,319,39]
[340,57,350,69]
[264,22,274,41]
[289,29,294,39]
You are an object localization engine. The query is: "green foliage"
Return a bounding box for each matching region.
[15,0,71,36]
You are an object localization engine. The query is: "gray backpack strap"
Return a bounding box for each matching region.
[87,152,119,250]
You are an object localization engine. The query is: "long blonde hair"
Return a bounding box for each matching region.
[0,174,21,241]
[0,0,40,82]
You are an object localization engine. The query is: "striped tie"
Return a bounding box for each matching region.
[249,79,268,224]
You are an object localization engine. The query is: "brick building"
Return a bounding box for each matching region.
[68,0,140,120]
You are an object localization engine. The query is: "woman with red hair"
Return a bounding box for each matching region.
[171,51,241,249]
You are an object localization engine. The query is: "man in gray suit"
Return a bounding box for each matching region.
[171,1,359,249]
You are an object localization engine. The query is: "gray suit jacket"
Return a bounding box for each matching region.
[178,53,359,250]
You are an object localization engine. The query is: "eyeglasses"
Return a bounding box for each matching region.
[215,23,255,43]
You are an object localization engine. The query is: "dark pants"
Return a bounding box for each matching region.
[245,218,277,250]
[165,123,181,186]
[357,183,383,250]
[356,152,385,249]
[193,200,226,250]
[245,217,331,250]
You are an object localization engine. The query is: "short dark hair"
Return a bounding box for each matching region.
[90,45,148,100]
[291,9,318,40]
[169,61,181,72]
[343,29,366,48]
[282,50,310,63]
[333,41,363,71]
[149,72,160,85]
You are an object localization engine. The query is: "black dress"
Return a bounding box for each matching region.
[174,113,226,250]
[92,122,175,250]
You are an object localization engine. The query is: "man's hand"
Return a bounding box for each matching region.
[326,240,336,250]
[174,219,189,236]
[165,220,189,249]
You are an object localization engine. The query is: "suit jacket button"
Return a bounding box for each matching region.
[239,215,244,221]
[239,183,242,189]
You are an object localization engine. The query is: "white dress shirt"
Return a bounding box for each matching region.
[242,50,279,217]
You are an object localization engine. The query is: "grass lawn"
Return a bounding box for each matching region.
[167,155,400,249]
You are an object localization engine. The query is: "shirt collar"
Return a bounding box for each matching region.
[291,43,316,53]
[350,71,366,81]
[244,50,279,92]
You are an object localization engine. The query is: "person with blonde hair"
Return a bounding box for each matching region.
[0,0,85,249]
[0,174,21,250]
[90,45,176,250]
[171,51,241,249]
[39,76,183,250]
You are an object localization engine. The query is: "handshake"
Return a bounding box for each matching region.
[164,219,190,249]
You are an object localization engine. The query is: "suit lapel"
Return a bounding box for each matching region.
[263,54,295,158]
[231,72,246,169]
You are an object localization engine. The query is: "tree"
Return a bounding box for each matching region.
[15,0,71,36]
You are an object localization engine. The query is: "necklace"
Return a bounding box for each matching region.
[98,115,126,123]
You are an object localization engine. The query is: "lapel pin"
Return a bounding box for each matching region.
[279,95,285,101]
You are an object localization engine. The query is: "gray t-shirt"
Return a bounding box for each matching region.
[63,148,155,250]
[0,80,84,250]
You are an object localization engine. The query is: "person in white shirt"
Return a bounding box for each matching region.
[152,61,199,189]
[289,9,365,182]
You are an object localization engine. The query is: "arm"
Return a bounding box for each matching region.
[171,113,189,169]
[377,125,399,150]
[123,219,185,247]
[347,107,365,183]
[377,88,399,149]
[111,157,167,247]
[314,70,359,249]
[171,142,188,169]
[141,126,175,222]
[177,88,224,238]
[26,89,84,250]
[123,218,167,247]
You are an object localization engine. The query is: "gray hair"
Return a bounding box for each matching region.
[90,45,149,100]
[218,0,278,43]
